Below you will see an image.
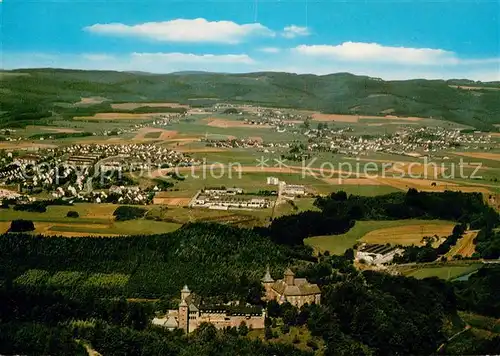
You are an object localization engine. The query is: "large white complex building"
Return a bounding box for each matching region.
[355,244,404,265]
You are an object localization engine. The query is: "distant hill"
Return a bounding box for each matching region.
[1,68,499,130]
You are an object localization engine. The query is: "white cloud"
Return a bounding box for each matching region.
[282,25,311,39]
[2,50,498,81]
[259,47,281,53]
[294,42,457,65]
[130,52,255,64]
[84,18,274,44]
[0,51,258,74]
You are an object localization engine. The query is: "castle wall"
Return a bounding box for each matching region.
[184,312,265,333]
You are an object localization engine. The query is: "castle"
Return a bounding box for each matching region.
[153,285,266,333]
[261,267,321,307]
[153,268,321,333]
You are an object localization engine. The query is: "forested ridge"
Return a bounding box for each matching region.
[1,190,500,355]
[2,69,500,130]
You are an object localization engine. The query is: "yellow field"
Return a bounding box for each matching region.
[387,162,447,177]
[0,222,11,233]
[26,125,83,133]
[205,118,273,129]
[74,113,160,120]
[111,102,189,110]
[310,113,424,123]
[75,97,108,105]
[174,147,227,153]
[361,223,455,246]
[152,195,191,206]
[446,230,478,258]
[370,176,491,194]
[0,142,58,149]
[373,177,458,191]
[322,177,382,185]
[453,152,500,162]
[133,128,178,140]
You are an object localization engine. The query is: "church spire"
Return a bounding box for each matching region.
[261,265,274,283]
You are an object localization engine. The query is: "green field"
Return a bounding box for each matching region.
[304,219,454,255]
[400,264,483,280]
[0,203,181,236]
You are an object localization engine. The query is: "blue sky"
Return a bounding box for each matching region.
[1,0,499,80]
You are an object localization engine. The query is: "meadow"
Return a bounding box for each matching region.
[398,263,483,280]
[304,219,454,255]
[0,203,180,236]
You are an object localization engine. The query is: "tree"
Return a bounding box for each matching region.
[264,326,273,340]
[66,211,79,218]
[282,306,298,326]
[344,248,355,261]
[9,219,35,232]
[238,321,249,336]
[267,300,281,318]
[113,206,147,221]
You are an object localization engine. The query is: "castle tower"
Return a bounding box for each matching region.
[284,268,295,286]
[181,285,191,301]
[261,265,275,300]
[178,299,189,334]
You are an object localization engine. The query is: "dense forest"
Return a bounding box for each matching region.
[0,223,295,300]
[1,245,499,355]
[1,190,500,354]
[1,69,500,130]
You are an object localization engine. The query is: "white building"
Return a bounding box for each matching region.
[280,181,306,196]
[355,244,404,265]
[267,177,279,185]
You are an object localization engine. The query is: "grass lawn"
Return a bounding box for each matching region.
[401,264,482,280]
[304,219,454,255]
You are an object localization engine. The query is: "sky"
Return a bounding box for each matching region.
[1,0,499,80]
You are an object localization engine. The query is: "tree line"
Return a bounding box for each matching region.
[257,189,499,248]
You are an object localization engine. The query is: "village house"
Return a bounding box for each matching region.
[266,176,279,185]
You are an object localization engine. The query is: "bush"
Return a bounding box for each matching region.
[13,201,47,213]
[66,211,79,218]
[9,219,35,232]
[113,206,147,221]
[306,340,318,350]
